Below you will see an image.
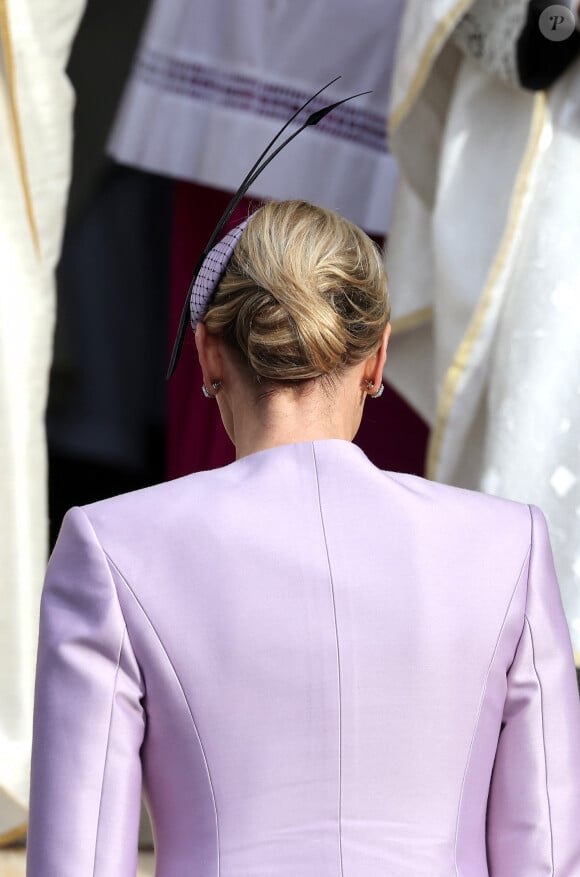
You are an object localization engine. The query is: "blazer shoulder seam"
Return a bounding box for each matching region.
[74,506,138,670]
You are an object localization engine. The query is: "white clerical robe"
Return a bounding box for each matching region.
[385,0,580,660]
[0,0,85,843]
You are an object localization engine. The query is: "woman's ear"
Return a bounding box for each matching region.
[369,322,391,389]
[195,322,223,388]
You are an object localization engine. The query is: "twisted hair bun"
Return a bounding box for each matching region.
[203,200,389,383]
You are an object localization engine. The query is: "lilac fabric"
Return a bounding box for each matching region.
[189,216,252,332]
[27,440,580,876]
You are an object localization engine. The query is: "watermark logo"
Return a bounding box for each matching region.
[539,4,577,41]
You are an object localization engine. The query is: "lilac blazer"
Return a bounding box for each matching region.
[27,440,580,876]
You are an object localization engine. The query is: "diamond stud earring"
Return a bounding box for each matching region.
[202,381,222,399]
[365,380,385,399]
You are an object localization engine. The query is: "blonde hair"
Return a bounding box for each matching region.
[203,200,390,384]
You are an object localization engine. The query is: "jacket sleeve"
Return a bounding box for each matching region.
[486,505,580,875]
[27,507,146,877]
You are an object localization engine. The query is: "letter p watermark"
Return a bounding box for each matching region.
[539,4,577,40]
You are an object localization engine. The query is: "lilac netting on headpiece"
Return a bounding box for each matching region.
[189,216,252,332]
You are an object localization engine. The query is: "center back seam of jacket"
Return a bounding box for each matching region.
[312,444,345,877]
[103,550,221,877]
[453,539,531,875]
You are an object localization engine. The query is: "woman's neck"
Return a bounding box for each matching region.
[229,380,364,460]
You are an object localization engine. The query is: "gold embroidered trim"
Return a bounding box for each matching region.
[0,822,27,847]
[0,0,40,255]
[575,650,580,669]
[390,0,472,133]
[426,92,548,480]
[391,306,433,336]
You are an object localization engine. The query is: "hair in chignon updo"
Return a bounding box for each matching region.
[203,200,390,384]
